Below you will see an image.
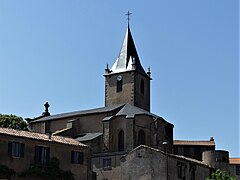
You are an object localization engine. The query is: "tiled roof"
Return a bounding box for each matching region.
[229,158,240,165]
[75,133,102,142]
[116,104,153,118]
[0,127,87,147]
[32,103,173,127]
[103,104,173,126]
[31,104,124,123]
[173,140,215,146]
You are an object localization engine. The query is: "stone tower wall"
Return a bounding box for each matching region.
[105,71,134,107]
[105,71,150,111]
[202,150,230,172]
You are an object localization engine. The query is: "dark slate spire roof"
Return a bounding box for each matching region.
[110,25,147,76]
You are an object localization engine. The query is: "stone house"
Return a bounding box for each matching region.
[229,158,240,179]
[121,145,214,180]
[173,138,216,161]
[121,145,240,180]
[0,127,91,180]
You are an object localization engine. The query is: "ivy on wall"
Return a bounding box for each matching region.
[0,165,15,179]
[19,158,74,180]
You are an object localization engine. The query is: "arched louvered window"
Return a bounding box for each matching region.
[141,79,144,94]
[138,129,145,145]
[118,130,124,151]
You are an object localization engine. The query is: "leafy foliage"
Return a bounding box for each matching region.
[206,169,236,180]
[20,158,74,180]
[0,165,15,179]
[0,114,28,130]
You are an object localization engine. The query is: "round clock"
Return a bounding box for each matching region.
[117,75,122,81]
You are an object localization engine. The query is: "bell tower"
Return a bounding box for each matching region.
[104,22,151,111]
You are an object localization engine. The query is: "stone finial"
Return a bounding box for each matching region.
[42,102,50,116]
[105,63,110,74]
[132,57,136,70]
[147,66,151,77]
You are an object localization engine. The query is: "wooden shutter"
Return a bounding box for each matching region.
[79,152,84,164]
[20,143,24,158]
[71,151,75,163]
[35,146,39,163]
[46,147,50,165]
[8,141,12,156]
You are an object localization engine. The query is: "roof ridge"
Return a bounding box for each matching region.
[0,127,87,147]
[31,104,125,123]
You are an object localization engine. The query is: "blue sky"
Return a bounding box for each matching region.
[0,1,239,157]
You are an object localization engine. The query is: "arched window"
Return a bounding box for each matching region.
[140,79,144,94]
[138,129,145,145]
[118,130,124,151]
[117,79,122,92]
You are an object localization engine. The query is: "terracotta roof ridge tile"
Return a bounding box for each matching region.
[229,157,240,164]
[173,140,215,146]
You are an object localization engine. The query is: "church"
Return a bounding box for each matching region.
[27,20,239,179]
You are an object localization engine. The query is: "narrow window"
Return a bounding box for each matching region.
[189,147,195,157]
[35,146,50,165]
[140,79,144,94]
[71,151,84,164]
[45,121,50,133]
[177,162,183,178]
[190,163,196,180]
[137,130,145,146]
[8,141,24,158]
[177,162,186,179]
[117,79,122,92]
[118,130,124,151]
[103,158,112,170]
[178,147,184,155]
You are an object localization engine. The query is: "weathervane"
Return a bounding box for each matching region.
[125,10,132,25]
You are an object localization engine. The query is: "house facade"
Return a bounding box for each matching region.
[121,145,213,180]
[0,127,91,180]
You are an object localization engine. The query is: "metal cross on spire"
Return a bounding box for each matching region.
[125,10,132,25]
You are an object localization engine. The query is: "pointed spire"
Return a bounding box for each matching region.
[110,23,147,76]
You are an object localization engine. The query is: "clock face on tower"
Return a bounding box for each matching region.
[117,75,122,81]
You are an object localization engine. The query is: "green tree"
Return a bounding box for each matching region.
[20,158,74,180]
[206,169,236,180]
[0,114,28,130]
